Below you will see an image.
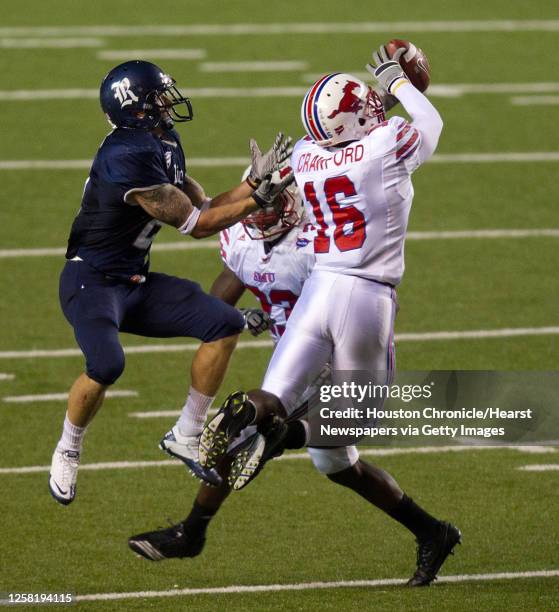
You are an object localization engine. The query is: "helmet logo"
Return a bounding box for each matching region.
[111,78,139,108]
[327,81,363,119]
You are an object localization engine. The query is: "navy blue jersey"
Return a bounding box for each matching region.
[66,128,186,276]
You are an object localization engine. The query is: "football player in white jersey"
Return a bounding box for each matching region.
[128,171,314,560]
[199,45,461,586]
[128,170,394,562]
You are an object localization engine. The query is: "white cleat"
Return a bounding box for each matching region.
[48,448,80,506]
[159,426,222,487]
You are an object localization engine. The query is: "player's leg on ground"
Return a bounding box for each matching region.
[322,456,430,529]
[322,456,461,586]
[324,275,460,584]
[128,457,234,561]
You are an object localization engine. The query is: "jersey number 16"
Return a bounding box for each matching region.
[303,175,366,254]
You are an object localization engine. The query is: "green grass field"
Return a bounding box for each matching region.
[1,1,558,610]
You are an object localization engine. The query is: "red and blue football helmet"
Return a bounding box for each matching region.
[240,166,304,240]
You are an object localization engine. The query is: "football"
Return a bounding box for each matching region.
[385,39,431,92]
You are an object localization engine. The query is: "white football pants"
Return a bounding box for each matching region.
[262,270,397,474]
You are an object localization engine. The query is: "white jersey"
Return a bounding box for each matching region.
[219,222,316,342]
[292,115,423,287]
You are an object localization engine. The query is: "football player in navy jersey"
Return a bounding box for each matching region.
[49,60,293,506]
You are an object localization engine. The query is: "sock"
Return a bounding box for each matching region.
[387,494,440,540]
[284,420,310,449]
[56,413,87,453]
[182,501,217,538]
[177,388,215,437]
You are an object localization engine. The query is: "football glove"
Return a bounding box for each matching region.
[248,132,293,187]
[251,170,295,209]
[239,308,274,336]
[366,45,408,96]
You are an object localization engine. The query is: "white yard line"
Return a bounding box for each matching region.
[511,95,559,106]
[0,460,178,474]
[0,229,558,260]
[406,229,559,239]
[0,373,15,381]
[0,89,99,101]
[199,61,308,72]
[0,160,92,169]
[97,49,206,60]
[0,340,272,359]
[0,37,103,48]
[517,464,559,471]
[2,390,138,403]
[128,410,182,419]
[2,228,558,259]
[0,157,248,170]
[128,408,217,418]
[1,445,554,475]
[396,327,559,341]
[0,87,308,101]
[427,82,559,96]
[5,82,559,101]
[71,569,559,601]
[0,247,65,257]
[0,241,226,257]
[3,152,559,173]
[1,21,559,38]
[1,327,558,361]
[431,152,559,163]
[303,77,559,98]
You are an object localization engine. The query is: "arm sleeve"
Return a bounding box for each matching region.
[391,82,443,165]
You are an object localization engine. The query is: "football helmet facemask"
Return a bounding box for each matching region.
[301,73,385,147]
[240,166,304,241]
[100,60,193,130]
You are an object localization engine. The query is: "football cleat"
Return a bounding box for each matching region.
[48,448,80,505]
[229,416,288,490]
[407,521,462,587]
[159,426,222,487]
[199,391,255,469]
[128,521,205,561]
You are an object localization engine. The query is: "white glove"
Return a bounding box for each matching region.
[366,45,408,95]
[239,308,274,336]
[251,169,294,209]
[248,132,293,187]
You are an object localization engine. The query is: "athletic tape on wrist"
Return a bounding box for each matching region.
[178,206,202,235]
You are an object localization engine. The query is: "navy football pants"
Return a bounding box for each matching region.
[59,260,244,385]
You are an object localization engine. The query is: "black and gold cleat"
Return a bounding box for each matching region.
[407,521,462,587]
[229,415,288,491]
[199,391,255,469]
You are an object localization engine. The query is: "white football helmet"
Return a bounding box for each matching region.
[241,165,304,240]
[301,73,385,147]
